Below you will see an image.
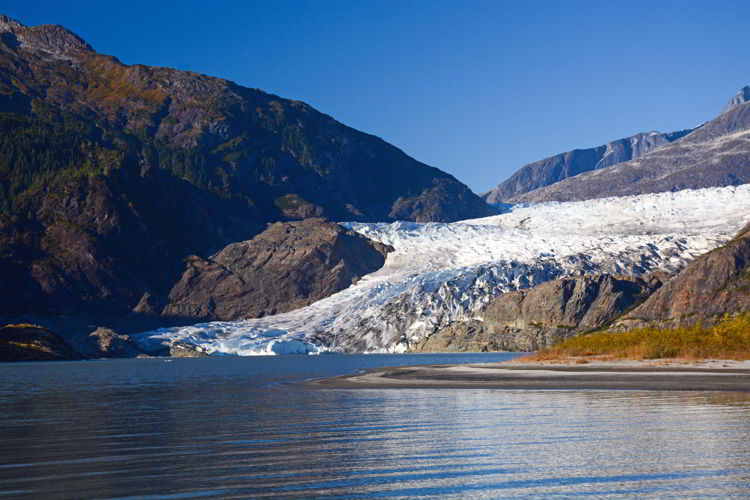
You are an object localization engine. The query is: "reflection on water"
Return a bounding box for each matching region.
[1,354,750,499]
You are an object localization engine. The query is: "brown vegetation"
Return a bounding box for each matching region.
[522,314,750,362]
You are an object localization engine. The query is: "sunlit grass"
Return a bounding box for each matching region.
[2,323,42,329]
[523,314,750,361]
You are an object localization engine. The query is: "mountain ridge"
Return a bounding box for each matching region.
[482,128,694,204]
[514,96,750,202]
[485,84,750,204]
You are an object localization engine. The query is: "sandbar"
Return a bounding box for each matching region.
[309,360,750,391]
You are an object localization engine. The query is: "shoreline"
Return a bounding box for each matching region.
[308,360,750,391]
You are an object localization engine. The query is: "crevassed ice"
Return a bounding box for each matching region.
[134,185,750,355]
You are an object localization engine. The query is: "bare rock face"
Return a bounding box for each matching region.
[390,178,498,222]
[724,86,750,114]
[618,222,750,329]
[0,14,92,60]
[162,219,393,321]
[412,274,662,352]
[168,342,209,357]
[74,327,143,358]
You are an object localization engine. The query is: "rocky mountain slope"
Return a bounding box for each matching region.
[482,129,692,204]
[135,185,750,355]
[161,219,392,322]
[0,15,493,333]
[412,274,664,352]
[616,222,750,329]
[514,88,750,202]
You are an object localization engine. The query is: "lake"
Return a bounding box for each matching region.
[1,354,749,499]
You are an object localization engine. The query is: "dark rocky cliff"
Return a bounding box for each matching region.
[0,324,81,361]
[724,85,750,114]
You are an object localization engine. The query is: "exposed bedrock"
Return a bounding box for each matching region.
[411,273,665,352]
[616,222,750,330]
[160,218,393,322]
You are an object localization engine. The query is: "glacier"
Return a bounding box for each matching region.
[134,185,750,355]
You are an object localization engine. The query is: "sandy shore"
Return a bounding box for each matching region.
[309,360,750,391]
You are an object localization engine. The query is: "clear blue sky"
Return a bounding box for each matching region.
[3,1,749,192]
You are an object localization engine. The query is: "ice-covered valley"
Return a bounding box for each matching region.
[134,185,750,355]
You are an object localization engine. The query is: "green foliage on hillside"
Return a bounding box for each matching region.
[0,107,251,215]
[0,112,123,215]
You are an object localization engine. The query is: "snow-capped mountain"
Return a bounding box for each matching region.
[134,184,750,355]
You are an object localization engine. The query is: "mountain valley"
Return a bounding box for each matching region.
[2,15,750,361]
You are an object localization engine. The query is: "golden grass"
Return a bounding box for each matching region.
[523,314,750,362]
[8,341,50,353]
[2,323,42,330]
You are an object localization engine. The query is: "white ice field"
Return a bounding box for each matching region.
[134,184,750,355]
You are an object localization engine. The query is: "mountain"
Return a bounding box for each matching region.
[482,129,693,204]
[512,87,750,202]
[0,15,494,330]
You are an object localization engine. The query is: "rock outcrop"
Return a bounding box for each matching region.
[70,327,144,359]
[617,222,750,329]
[724,85,750,114]
[162,219,392,321]
[412,274,664,352]
[483,130,692,204]
[0,324,80,361]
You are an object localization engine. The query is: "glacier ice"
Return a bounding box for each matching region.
[134,185,750,355]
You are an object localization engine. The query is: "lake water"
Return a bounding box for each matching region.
[1,354,750,499]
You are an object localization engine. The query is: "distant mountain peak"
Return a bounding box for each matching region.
[0,13,92,59]
[482,128,693,204]
[723,85,750,114]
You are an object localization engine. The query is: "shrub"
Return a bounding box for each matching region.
[525,314,750,361]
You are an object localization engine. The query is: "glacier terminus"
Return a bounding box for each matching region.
[134,184,750,355]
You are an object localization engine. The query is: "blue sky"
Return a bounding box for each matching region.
[3,1,749,192]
